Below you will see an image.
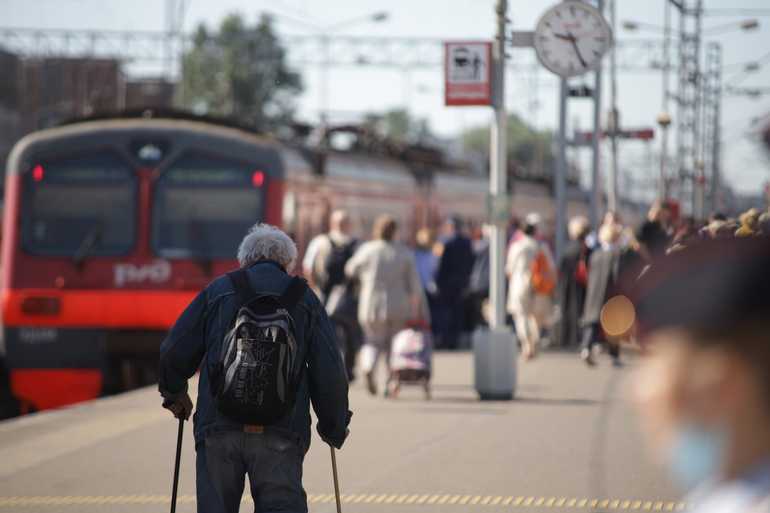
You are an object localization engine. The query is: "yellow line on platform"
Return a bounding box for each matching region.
[0,493,687,509]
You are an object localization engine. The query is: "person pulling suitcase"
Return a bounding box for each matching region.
[159,223,351,513]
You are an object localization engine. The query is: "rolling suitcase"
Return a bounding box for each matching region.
[388,322,432,399]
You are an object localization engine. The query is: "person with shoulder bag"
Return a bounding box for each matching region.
[506,213,554,360]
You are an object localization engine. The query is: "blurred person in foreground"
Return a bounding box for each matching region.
[554,216,591,348]
[434,215,475,350]
[632,236,770,513]
[345,215,427,395]
[506,213,556,360]
[159,224,350,513]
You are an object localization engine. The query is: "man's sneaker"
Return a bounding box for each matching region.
[581,348,596,367]
[612,357,624,368]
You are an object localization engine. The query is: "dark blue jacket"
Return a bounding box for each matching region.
[158,261,351,453]
[436,235,475,300]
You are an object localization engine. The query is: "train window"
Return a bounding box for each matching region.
[152,153,265,259]
[21,152,136,256]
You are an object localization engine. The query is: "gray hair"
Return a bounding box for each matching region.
[237,223,297,271]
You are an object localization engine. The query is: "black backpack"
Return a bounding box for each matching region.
[468,245,490,297]
[321,237,357,298]
[211,268,307,425]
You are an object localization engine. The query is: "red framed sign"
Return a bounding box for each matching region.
[444,41,493,106]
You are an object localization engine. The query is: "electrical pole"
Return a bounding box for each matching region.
[556,79,568,261]
[674,0,704,219]
[489,0,508,331]
[703,42,722,214]
[659,0,672,200]
[590,0,604,228]
[607,0,619,213]
[474,0,515,402]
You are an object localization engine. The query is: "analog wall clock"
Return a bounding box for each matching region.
[533,1,613,78]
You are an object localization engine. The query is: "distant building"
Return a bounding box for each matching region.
[18,57,123,132]
[0,52,176,189]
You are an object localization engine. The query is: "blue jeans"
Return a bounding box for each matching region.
[196,430,307,513]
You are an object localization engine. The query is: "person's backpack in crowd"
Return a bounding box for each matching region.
[531,249,556,296]
[321,237,357,296]
[211,268,307,425]
[468,245,490,298]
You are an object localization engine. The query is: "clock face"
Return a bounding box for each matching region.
[533,1,613,78]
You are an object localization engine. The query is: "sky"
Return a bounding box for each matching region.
[3,0,770,197]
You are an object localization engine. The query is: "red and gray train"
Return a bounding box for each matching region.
[1,114,590,412]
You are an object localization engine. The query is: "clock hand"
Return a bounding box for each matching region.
[567,32,588,68]
[554,33,572,41]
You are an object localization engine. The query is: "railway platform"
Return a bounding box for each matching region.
[0,351,680,512]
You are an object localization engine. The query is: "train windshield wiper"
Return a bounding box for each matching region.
[73,222,103,267]
[188,218,213,276]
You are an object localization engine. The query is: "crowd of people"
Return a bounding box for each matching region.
[554,201,770,367]
[299,201,770,383]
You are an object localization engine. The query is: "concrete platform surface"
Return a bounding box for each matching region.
[0,351,680,512]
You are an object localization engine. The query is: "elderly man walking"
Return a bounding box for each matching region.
[159,223,351,513]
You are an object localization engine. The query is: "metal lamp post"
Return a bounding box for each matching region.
[657,111,672,199]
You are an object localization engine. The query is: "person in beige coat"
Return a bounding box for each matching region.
[345,215,427,395]
[506,213,556,360]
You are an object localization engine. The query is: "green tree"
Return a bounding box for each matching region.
[180,13,302,129]
[461,114,555,180]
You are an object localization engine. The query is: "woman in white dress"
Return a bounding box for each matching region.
[506,213,555,360]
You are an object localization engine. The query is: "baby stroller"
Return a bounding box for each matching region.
[387,321,432,400]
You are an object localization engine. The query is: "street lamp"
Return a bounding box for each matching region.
[371,12,389,23]
[741,19,760,31]
[656,111,672,199]
[743,61,761,73]
[624,15,759,210]
[703,18,759,35]
[622,18,760,36]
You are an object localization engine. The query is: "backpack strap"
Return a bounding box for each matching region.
[279,277,308,310]
[227,268,254,306]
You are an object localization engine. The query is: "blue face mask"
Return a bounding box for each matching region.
[667,423,727,491]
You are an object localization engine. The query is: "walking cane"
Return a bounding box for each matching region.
[330,446,342,513]
[170,418,184,513]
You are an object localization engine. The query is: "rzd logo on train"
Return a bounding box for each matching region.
[114,260,172,287]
